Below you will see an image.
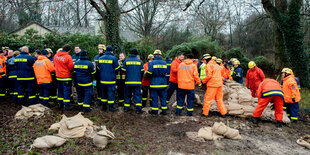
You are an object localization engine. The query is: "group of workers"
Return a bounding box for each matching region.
[0,44,301,127]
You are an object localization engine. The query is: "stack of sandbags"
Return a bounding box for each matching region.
[31,136,67,149]
[15,104,50,120]
[188,122,241,141]
[297,135,310,150]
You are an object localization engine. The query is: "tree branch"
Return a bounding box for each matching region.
[261,0,282,24]
[88,0,106,19]
[183,0,195,11]
[121,0,150,14]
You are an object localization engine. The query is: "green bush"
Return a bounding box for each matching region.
[222,48,250,75]
[166,37,223,58]
[253,56,275,77]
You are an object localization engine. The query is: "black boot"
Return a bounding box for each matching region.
[63,104,72,111]
[148,110,158,115]
[109,105,119,112]
[102,104,108,111]
[250,117,259,124]
[276,121,282,128]
[58,102,64,110]
[83,107,92,113]
[160,111,167,115]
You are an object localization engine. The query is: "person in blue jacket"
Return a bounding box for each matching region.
[232,59,243,84]
[74,50,96,112]
[72,46,81,63]
[5,50,18,102]
[165,56,172,85]
[46,48,57,102]
[147,50,168,115]
[98,45,120,112]
[93,44,106,103]
[122,48,144,114]
[15,46,36,105]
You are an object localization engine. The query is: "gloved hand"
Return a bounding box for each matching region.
[198,83,202,88]
[292,98,295,103]
[247,86,250,89]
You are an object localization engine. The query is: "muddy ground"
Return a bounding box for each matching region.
[0,91,310,154]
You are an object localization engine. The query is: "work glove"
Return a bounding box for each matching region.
[198,83,202,88]
[292,98,295,103]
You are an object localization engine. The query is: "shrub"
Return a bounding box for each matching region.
[253,56,275,77]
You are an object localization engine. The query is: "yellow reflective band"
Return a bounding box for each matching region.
[142,98,147,100]
[177,106,183,109]
[153,65,167,69]
[283,107,287,109]
[167,64,171,66]
[101,81,116,84]
[56,78,72,81]
[0,94,5,96]
[50,96,57,99]
[124,104,130,107]
[152,107,159,110]
[17,77,35,80]
[18,95,24,98]
[126,61,141,65]
[291,117,298,120]
[108,101,114,104]
[99,60,113,64]
[78,82,93,87]
[287,114,290,116]
[187,108,194,111]
[150,85,168,88]
[98,97,102,100]
[263,91,284,97]
[125,81,141,84]
[166,101,169,103]
[10,92,14,95]
[63,100,70,102]
[29,96,36,99]
[115,66,120,70]
[71,94,73,97]
[8,75,17,78]
[136,103,142,106]
[141,69,144,71]
[13,92,18,95]
[92,70,96,74]
[15,58,27,62]
[122,75,126,79]
[119,100,124,102]
[116,75,121,79]
[147,71,152,74]
[121,68,126,71]
[83,104,90,107]
[57,98,64,100]
[161,106,168,110]
[165,75,170,77]
[74,65,88,69]
[101,99,108,102]
[39,96,44,99]
[149,99,152,101]
[78,102,83,105]
[43,97,49,100]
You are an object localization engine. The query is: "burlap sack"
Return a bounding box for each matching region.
[242,105,255,113]
[212,122,228,135]
[93,126,115,148]
[227,103,243,111]
[186,132,205,142]
[31,135,66,149]
[15,104,50,120]
[229,110,244,115]
[297,135,310,149]
[223,128,242,140]
[197,127,213,140]
[49,115,67,130]
[194,94,202,105]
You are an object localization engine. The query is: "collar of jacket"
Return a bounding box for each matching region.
[154,56,162,60]
[130,54,136,58]
[79,56,88,60]
[174,57,182,63]
[105,51,113,55]
[207,59,216,65]
[183,59,193,65]
[20,51,28,54]
[37,55,47,60]
[283,74,293,81]
[75,52,80,56]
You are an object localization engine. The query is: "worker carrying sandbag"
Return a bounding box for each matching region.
[201,54,227,117]
[251,78,284,127]
[246,61,265,97]
[281,68,301,123]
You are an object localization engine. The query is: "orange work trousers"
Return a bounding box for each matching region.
[203,86,227,116]
[250,89,257,97]
[253,95,283,122]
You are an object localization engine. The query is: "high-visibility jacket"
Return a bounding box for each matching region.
[0,55,6,78]
[222,64,232,81]
[97,51,119,85]
[177,59,200,90]
[257,78,284,100]
[246,66,265,90]
[142,62,151,86]
[15,51,35,80]
[116,59,126,81]
[122,54,144,86]
[93,53,104,63]
[74,56,96,86]
[53,51,74,79]
[147,56,168,89]
[282,75,301,103]
[5,56,17,79]
[232,65,243,84]
[165,58,172,78]
[169,57,182,83]
[202,59,222,87]
[72,53,80,63]
[199,63,207,80]
[33,55,55,84]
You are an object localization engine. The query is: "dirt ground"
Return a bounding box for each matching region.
[1,91,310,154]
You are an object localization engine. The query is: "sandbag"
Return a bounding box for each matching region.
[15,104,50,120]
[93,126,115,148]
[197,127,213,140]
[31,135,66,149]
[297,135,310,150]
[228,110,244,115]
[186,132,205,142]
[212,122,242,140]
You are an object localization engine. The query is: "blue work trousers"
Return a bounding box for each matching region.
[176,88,195,115]
[77,85,93,108]
[39,83,50,106]
[150,88,167,114]
[17,80,36,105]
[124,86,142,111]
[284,102,299,120]
[166,82,178,104]
[57,80,72,105]
[101,85,116,106]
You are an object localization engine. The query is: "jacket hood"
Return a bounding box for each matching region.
[183,59,193,65]
[37,55,48,60]
[174,57,182,63]
[283,74,294,81]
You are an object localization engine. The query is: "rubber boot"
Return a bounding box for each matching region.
[83,107,92,113]
[102,103,108,111]
[148,110,158,115]
[276,121,282,128]
[109,105,119,112]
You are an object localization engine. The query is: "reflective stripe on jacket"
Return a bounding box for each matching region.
[74,56,95,86]
[232,65,243,84]
[15,51,35,80]
[165,59,172,77]
[147,57,168,89]
[199,63,206,80]
[257,78,283,100]
[122,54,144,86]
[5,56,17,78]
[98,51,119,85]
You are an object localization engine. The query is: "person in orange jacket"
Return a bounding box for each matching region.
[166,53,184,104]
[246,61,265,97]
[0,50,6,100]
[176,53,201,116]
[142,54,154,107]
[202,55,227,117]
[33,50,55,107]
[281,68,301,122]
[251,78,284,127]
[53,44,74,110]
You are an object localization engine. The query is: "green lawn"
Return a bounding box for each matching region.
[300,89,310,110]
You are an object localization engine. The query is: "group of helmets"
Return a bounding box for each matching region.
[147,49,162,60]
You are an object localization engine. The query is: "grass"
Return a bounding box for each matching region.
[300,89,310,110]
